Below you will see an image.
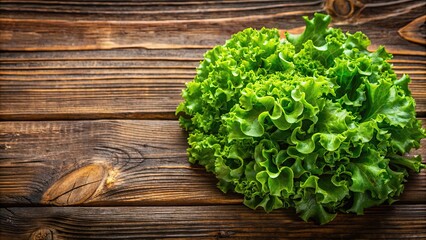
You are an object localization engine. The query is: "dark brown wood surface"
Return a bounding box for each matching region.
[0,0,425,239]
[1,205,426,239]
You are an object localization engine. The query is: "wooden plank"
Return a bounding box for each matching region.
[0,120,424,206]
[1,52,424,120]
[0,48,200,120]
[0,6,325,51]
[0,120,241,206]
[1,205,425,239]
[0,1,325,22]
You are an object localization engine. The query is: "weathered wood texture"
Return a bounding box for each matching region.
[0,120,425,207]
[0,0,425,239]
[1,205,426,239]
[0,0,425,120]
[0,120,241,206]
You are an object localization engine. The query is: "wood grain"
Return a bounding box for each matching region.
[1,205,425,239]
[0,120,424,206]
[0,120,241,206]
[0,0,425,120]
[0,1,325,21]
[0,0,423,51]
[1,52,424,120]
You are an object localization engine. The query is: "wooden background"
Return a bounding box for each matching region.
[0,0,425,239]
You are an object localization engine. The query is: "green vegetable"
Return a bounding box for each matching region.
[176,13,425,224]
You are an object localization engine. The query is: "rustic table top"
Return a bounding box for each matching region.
[0,0,425,239]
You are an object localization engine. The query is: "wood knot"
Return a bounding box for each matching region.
[324,0,364,20]
[42,163,110,205]
[398,15,426,45]
[30,228,54,240]
[216,230,235,238]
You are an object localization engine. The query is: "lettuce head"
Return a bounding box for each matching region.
[176,13,425,224]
